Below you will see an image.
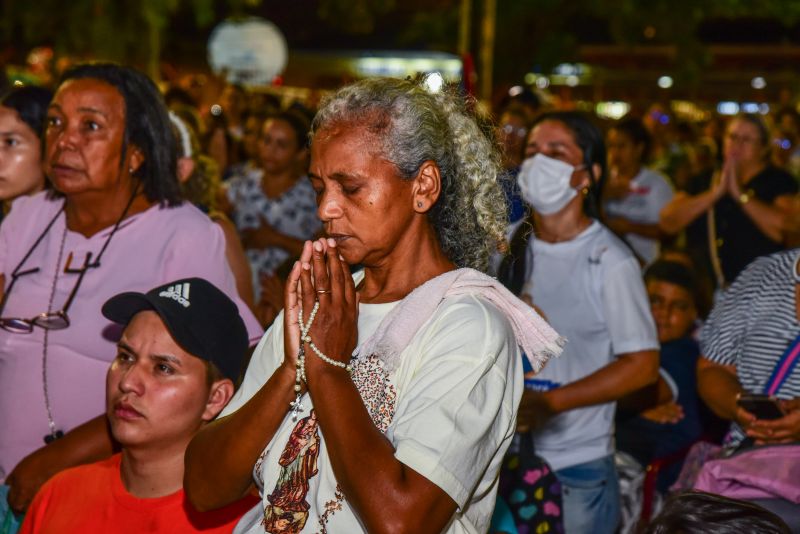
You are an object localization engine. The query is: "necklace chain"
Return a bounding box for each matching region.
[38,188,140,442]
[42,223,68,439]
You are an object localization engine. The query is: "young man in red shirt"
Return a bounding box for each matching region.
[21,278,258,533]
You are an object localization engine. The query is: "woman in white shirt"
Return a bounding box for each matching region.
[502,111,660,534]
[604,117,674,264]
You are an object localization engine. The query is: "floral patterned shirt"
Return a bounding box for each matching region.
[226,164,321,276]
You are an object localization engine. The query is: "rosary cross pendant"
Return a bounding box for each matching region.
[289,395,305,421]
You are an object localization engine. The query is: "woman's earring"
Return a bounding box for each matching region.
[417,201,423,208]
[581,187,589,196]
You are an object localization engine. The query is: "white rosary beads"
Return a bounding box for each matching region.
[290,300,353,421]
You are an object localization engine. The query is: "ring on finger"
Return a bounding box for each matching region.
[316,288,331,294]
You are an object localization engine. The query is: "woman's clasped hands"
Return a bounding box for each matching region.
[282,238,359,387]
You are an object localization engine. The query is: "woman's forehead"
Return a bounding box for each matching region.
[310,126,394,177]
[53,78,125,116]
[531,120,575,143]
[727,117,760,136]
[0,105,32,133]
[312,125,381,157]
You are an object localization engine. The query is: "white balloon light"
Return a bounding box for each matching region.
[208,17,288,87]
[657,76,673,89]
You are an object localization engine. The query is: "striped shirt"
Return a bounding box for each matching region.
[700,248,800,444]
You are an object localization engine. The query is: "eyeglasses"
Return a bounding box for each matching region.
[500,123,528,138]
[0,251,98,333]
[0,189,137,334]
[725,133,759,145]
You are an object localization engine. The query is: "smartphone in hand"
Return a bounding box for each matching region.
[737,393,784,420]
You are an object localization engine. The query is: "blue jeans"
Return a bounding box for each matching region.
[555,455,620,534]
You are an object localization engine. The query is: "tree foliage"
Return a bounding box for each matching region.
[316,0,396,34]
[1,0,224,76]
[4,0,800,85]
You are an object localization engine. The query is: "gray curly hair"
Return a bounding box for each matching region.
[310,77,507,272]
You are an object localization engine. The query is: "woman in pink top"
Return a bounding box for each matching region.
[0,64,262,514]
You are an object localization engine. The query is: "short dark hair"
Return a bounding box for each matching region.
[204,360,226,388]
[1,85,53,139]
[644,260,698,300]
[531,111,607,219]
[611,116,652,164]
[266,110,311,151]
[646,491,790,534]
[58,63,181,205]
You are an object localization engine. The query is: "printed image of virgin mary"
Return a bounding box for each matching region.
[262,410,321,533]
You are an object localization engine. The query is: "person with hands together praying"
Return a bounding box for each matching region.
[659,114,798,289]
[184,76,562,534]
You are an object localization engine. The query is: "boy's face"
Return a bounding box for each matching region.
[106,311,222,452]
[647,279,698,343]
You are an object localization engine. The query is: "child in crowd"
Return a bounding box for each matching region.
[617,260,707,491]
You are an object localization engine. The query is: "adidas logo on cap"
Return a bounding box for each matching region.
[158,282,191,308]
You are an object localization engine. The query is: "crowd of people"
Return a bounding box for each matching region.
[0,61,798,534]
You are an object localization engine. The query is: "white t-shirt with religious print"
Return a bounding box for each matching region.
[222,286,523,534]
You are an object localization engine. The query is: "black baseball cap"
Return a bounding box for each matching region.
[101,277,248,381]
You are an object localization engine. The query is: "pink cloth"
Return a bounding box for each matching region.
[0,192,262,478]
[694,445,800,503]
[358,268,564,373]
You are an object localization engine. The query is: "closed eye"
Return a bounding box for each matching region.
[342,184,361,195]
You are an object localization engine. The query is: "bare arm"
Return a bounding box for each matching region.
[694,356,800,444]
[184,259,307,511]
[736,193,796,244]
[696,356,746,422]
[659,189,720,235]
[519,349,659,430]
[308,367,457,534]
[547,349,660,413]
[617,373,673,413]
[6,414,114,512]
[184,365,297,511]
[660,166,727,235]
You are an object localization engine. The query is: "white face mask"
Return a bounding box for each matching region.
[517,153,580,215]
